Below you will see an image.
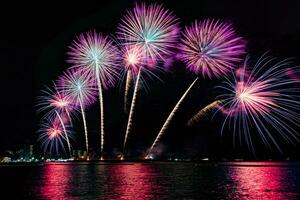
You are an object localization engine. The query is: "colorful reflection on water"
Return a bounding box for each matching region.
[105,164,160,199]
[228,163,299,199]
[38,164,73,200]
[1,162,300,199]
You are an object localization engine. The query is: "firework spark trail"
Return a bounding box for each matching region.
[144,19,246,157]
[216,55,300,153]
[78,97,89,152]
[118,44,145,115]
[65,109,73,127]
[124,70,132,114]
[118,3,179,155]
[187,100,222,126]
[68,31,120,153]
[123,68,141,152]
[147,77,198,156]
[36,85,76,156]
[95,65,106,153]
[57,69,97,154]
[55,110,71,155]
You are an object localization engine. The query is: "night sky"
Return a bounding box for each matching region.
[1,0,300,159]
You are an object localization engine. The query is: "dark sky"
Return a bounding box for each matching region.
[1,0,300,159]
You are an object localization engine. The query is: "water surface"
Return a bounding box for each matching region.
[1,162,299,199]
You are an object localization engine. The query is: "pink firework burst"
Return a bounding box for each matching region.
[233,80,278,116]
[117,2,180,63]
[38,117,73,154]
[179,19,246,78]
[37,83,77,121]
[121,44,146,76]
[216,55,300,153]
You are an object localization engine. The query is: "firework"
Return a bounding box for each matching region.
[36,84,77,155]
[178,19,245,78]
[36,84,75,123]
[147,78,198,156]
[147,19,245,156]
[55,110,71,155]
[124,70,132,114]
[117,2,179,61]
[120,44,145,113]
[57,69,97,153]
[123,69,141,153]
[187,100,222,126]
[68,30,120,153]
[216,55,300,153]
[117,3,179,153]
[38,117,73,155]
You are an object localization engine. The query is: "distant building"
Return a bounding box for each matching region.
[23,144,34,160]
[78,150,82,158]
[29,145,33,157]
[24,144,30,160]
[72,150,77,159]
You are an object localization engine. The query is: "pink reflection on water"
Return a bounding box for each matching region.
[105,164,160,199]
[38,163,73,200]
[229,162,297,200]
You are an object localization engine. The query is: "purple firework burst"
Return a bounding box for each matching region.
[57,69,97,108]
[68,30,121,89]
[179,19,246,78]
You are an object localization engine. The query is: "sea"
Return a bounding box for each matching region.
[0,161,300,199]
